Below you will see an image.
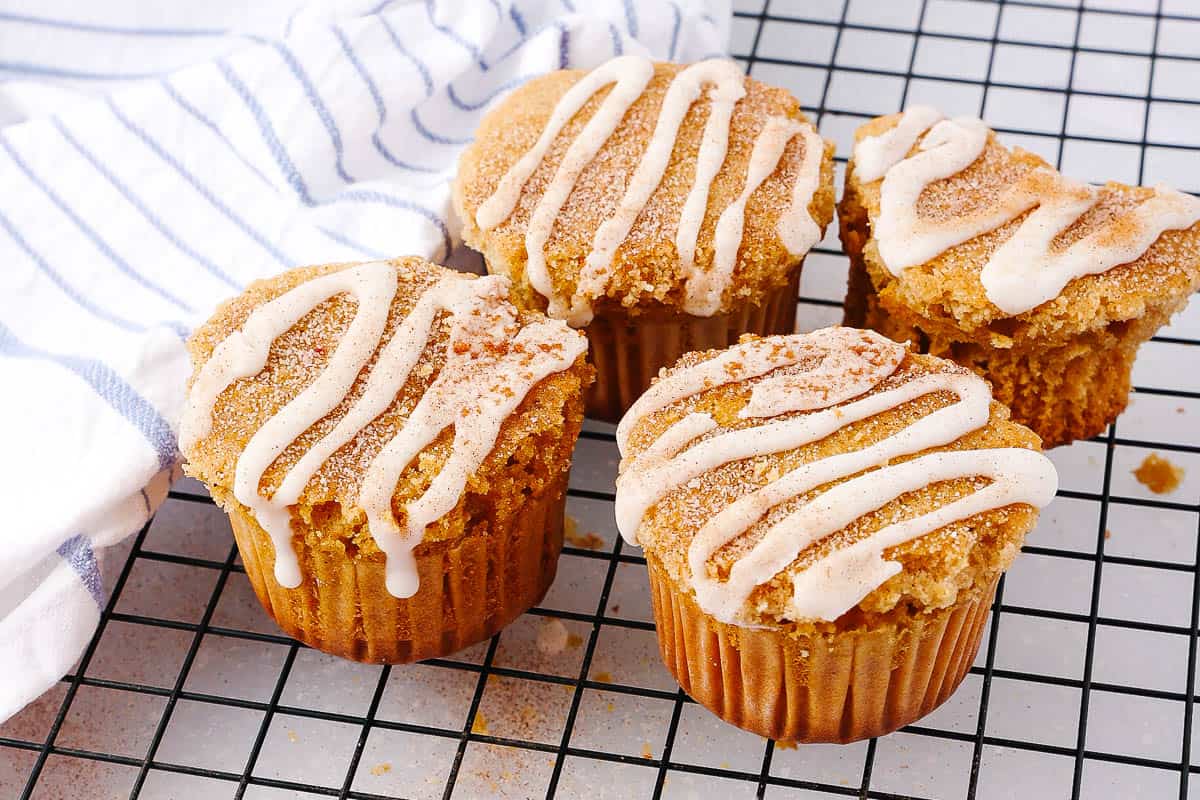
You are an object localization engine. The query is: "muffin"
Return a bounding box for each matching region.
[615,327,1057,743]
[840,105,1200,447]
[453,55,835,421]
[179,257,592,663]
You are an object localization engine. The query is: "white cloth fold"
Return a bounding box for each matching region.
[0,0,728,721]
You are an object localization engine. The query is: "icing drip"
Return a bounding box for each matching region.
[683,117,821,316]
[981,182,1200,314]
[572,59,746,326]
[476,55,826,323]
[182,263,586,597]
[855,106,1200,315]
[479,55,656,319]
[874,116,998,271]
[474,55,655,231]
[852,105,943,183]
[614,327,901,451]
[358,303,586,597]
[615,328,1058,625]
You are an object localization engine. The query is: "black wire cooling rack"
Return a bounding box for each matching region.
[3,1,1200,798]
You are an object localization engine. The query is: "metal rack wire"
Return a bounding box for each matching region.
[3,0,1199,797]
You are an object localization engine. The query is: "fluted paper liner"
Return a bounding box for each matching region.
[227,486,566,664]
[647,557,996,743]
[583,266,802,422]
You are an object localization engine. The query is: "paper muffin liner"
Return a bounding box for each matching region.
[844,255,1176,448]
[226,485,567,664]
[647,557,996,743]
[582,266,802,422]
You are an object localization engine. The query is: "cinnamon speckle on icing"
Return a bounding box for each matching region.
[180,259,589,599]
[854,106,1200,316]
[616,328,1057,627]
[454,59,836,320]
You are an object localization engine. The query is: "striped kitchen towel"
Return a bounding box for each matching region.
[0,0,728,722]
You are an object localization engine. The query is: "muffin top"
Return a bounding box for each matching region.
[615,327,1057,630]
[454,57,835,325]
[847,106,1200,344]
[180,257,589,598]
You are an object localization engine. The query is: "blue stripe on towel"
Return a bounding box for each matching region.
[269,41,355,184]
[381,16,434,99]
[0,321,178,470]
[0,60,165,81]
[218,61,315,203]
[52,118,242,292]
[409,106,473,146]
[668,2,681,60]
[334,27,444,173]
[56,534,105,608]
[106,95,293,267]
[0,136,194,312]
[447,74,535,111]
[0,10,227,37]
[623,0,639,37]
[0,206,147,333]
[159,79,276,188]
[509,5,527,36]
[220,62,449,258]
[424,0,488,70]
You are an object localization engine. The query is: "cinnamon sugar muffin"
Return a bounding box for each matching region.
[179,257,591,663]
[454,56,835,421]
[840,106,1200,447]
[615,327,1057,743]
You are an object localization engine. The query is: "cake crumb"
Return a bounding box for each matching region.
[286,730,298,743]
[536,618,570,656]
[566,633,584,649]
[1133,453,1184,494]
[594,671,613,683]
[641,742,654,759]
[370,763,392,776]
[471,711,489,735]
[1104,529,1112,540]
[564,515,605,550]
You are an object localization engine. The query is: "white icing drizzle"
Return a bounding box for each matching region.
[570,59,746,326]
[855,106,1200,315]
[852,105,943,183]
[614,327,900,452]
[683,117,821,316]
[981,181,1200,314]
[182,263,586,597]
[615,328,1058,625]
[873,116,998,272]
[674,62,747,285]
[476,55,826,323]
[480,55,655,320]
[474,55,655,231]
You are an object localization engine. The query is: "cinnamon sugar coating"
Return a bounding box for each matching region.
[182,257,593,559]
[841,113,1200,446]
[843,113,1200,345]
[453,62,836,316]
[622,342,1042,635]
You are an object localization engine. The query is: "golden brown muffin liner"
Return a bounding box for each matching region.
[647,557,996,743]
[583,266,802,422]
[843,255,1177,448]
[226,486,566,664]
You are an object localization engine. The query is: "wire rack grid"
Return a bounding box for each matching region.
[3,0,1200,798]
